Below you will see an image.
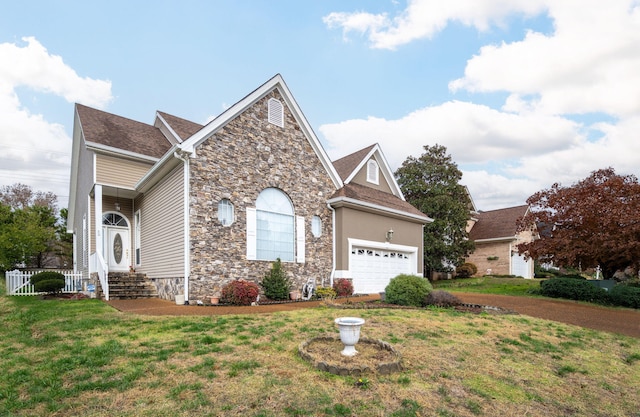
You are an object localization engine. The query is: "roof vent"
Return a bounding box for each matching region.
[268,98,284,127]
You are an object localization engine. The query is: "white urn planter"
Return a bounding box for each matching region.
[335,317,365,356]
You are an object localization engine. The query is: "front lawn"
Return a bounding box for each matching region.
[1,285,639,416]
[432,276,544,296]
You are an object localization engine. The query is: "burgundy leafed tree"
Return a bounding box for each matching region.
[516,168,640,278]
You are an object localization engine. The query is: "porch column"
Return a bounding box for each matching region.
[95,184,103,259]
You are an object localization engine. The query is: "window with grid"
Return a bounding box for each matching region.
[256,188,294,261]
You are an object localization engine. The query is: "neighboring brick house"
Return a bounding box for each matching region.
[465,205,536,278]
[67,74,431,302]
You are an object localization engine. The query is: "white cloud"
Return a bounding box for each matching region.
[323,0,640,210]
[321,100,581,169]
[0,37,113,204]
[324,0,548,50]
[450,0,640,117]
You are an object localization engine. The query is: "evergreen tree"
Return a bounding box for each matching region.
[395,144,475,276]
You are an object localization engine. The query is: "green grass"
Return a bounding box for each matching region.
[1,283,639,416]
[433,276,545,295]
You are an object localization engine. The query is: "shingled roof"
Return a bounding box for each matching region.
[157,111,204,141]
[469,205,529,241]
[76,104,171,159]
[329,182,429,220]
[332,144,376,181]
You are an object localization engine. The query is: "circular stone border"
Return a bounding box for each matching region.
[298,335,402,376]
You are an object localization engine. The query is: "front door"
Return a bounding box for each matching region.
[105,227,130,271]
[102,212,131,272]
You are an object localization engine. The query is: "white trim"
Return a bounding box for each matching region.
[246,207,257,260]
[327,196,432,223]
[474,236,516,243]
[348,238,419,258]
[343,144,405,200]
[155,112,184,143]
[86,141,160,163]
[296,216,305,263]
[173,150,191,301]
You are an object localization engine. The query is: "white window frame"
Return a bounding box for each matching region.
[367,159,379,185]
[246,188,305,263]
[218,199,234,226]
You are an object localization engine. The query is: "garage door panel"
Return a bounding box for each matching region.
[350,246,413,294]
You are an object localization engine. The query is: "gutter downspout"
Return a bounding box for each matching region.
[174,150,191,302]
[327,203,336,288]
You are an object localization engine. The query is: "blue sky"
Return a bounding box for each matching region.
[2,0,640,211]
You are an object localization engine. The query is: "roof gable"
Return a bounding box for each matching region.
[178,74,342,189]
[469,205,529,241]
[332,143,405,200]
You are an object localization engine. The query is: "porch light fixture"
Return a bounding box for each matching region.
[115,189,121,211]
[386,229,394,242]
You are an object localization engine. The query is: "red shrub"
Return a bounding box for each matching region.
[221,280,260,306]
[332,278,354,297]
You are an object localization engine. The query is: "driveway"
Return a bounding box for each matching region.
[107,293,640,338]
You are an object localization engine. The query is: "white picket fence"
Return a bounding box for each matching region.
[5,270,84,296]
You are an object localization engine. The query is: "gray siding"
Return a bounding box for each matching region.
[72,142,96,279]
[350,158,393,193]
[137,165,185,278]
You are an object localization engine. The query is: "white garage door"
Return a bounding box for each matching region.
[349,247,413,294]
[511,253,533,278]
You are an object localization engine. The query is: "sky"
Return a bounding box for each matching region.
[1,0,640,212]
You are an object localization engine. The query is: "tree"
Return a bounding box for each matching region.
[395,144,475,275]
[0,184,62,270]
[516,168,640,279]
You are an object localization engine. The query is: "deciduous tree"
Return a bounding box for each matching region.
[517,168,640,278]
[395,144,475,275]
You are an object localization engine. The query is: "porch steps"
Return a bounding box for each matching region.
[101,272,158,300]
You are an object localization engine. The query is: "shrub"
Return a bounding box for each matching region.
[315,286,337,300]
[333,278,354,297]
[260,258,291,300]
[608,285,640,309]
[221,280,260,306]
[540,278,607,303]
[385,274,433,307]
[30,271,65,285]
[456,263,477,278]
[34,279,65,294]
[424,290,462,307]
[557,274,587,280]
[30,271,65,294]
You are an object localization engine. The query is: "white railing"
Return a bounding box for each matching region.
[5,270,84,296]
[90,252,109,301]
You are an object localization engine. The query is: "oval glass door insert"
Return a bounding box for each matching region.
[113,233,123,264]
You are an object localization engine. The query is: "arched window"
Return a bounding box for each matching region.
[218,199,234,226]
[103,212,128,227]
[256,188,294,261]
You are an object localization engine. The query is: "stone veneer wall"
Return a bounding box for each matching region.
[152,277,185,301]
[187,90,336,301]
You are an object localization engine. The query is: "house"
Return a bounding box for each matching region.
[465,205,536,278]
[67,74,431,302]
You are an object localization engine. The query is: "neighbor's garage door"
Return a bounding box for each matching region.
[349,247,413,294]
[511,253,533,278]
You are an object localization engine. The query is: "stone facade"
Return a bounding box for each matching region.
[187,90,335,301]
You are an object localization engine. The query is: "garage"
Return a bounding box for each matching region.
[349,246,414,294]
[511,253,533,278]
